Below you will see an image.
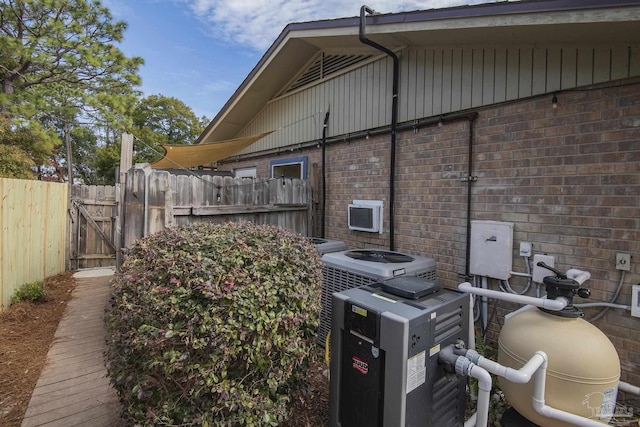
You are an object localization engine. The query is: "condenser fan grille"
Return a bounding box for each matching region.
[344,249,415,263]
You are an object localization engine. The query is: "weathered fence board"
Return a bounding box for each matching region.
[0,178,67,312]
[68,185,117,270]
[122,167,311,250]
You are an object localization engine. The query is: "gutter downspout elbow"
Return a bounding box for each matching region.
[359,5,398,251]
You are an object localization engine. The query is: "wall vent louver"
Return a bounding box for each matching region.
[286,53,372,93]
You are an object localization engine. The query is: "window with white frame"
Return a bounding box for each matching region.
[270,156,307,179]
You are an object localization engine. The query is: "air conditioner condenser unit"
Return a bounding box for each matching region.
[318,249,437,346]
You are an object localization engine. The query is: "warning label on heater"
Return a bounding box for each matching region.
[406,351,426,394]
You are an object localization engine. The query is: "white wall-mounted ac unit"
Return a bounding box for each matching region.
[348,200,383,233]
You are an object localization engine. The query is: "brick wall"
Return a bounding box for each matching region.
[219,79,640,386]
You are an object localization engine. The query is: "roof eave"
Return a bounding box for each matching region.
[197,0,640,145]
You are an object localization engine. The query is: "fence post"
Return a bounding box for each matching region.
[116,133,134,269]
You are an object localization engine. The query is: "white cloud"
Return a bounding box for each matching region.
[202,80,236,93]
[179,0,497,52]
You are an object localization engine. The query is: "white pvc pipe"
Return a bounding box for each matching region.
[461,362,492,427]
[464,349,546,384]
[459,282,568,311]
[566,269,591,285]
[468,293,476,351]
[576,302,630,310]
[464,412,477,427]
[470,364,492,427]
[619,381,640,395]
[463,350,610,427]
[530,356,606,427]
[481,277,489,332]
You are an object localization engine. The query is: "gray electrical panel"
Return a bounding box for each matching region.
[329,277,470,427]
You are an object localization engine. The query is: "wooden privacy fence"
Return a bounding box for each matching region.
[68,185,117,270]
[122,166,312,250]
[0,178,67,312]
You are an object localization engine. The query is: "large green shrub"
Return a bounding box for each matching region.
[105,222,322,426]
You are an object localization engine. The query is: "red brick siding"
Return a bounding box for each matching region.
[220,80,640,385]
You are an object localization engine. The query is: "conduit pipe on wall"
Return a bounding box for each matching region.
[464,115,478,277]
[359,4,399,251]
[321,110,330,238]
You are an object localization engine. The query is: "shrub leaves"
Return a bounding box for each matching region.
[105,222,322,426]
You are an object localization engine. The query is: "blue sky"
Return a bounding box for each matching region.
[103,0,498,120]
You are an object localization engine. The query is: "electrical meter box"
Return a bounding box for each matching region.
[329,276,470,427]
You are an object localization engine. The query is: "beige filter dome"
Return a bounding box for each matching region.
[498,309,620,427]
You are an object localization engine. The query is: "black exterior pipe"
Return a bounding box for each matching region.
[321,110,330,238]
[464,115,478,278]
[359,5,399,252]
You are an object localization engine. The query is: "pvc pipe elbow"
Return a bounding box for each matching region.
[506,351,547,383]
[566,269,591,285]
[532,400,606,427]
[541,297,568,310]
[459,282,473,292]
[469,364,492,392]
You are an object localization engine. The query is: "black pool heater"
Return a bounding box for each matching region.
[329,276,470,427]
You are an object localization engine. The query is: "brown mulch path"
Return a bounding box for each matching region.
[0,272,76,427]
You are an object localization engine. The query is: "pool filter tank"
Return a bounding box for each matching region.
[329,276,470,427]
[498,264,621,427]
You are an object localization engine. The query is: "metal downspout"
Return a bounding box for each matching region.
[321,110,330,238]
[359,5,399,251]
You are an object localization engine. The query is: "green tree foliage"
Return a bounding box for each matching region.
[131,94,207,164]
[0,0,143,179]
[0,116,53,178]
[94,139,121,184]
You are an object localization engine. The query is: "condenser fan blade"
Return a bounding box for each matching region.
[345,250,414,263]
